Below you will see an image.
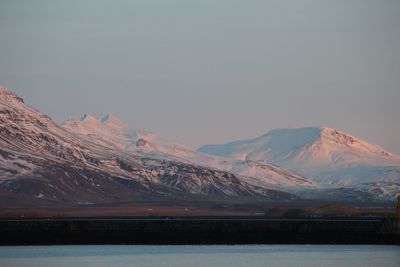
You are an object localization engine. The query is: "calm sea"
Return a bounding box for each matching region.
[0,245,399,267]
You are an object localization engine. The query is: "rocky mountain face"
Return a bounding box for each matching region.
[199,127,400,200]
[63,115,316,191]
[0,85,294,206]
[1,84,398,206]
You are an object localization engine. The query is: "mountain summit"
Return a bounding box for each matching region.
[0,84,398,204]
[63,115,316,190]
[0,84,24,103]
[199,126,396,164]
[0,85,295,205]
[199,127,400,199]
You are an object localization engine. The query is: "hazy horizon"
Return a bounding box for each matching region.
[1,0,399,152]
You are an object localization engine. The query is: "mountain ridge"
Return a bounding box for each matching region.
[63,114,317,190]
[198,126,400,199]
[0,85,296,206]
[0,84,398,204]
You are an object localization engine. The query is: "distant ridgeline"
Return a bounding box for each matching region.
[0,84,399,208]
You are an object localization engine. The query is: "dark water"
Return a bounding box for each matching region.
[0,245,399,267]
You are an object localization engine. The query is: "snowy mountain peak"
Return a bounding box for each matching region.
[62,116,317,190]
[200,126,397,161]
[77,114,128,128]
[0,85,24,103]
[0,84,13,94]
[1,86,293,203]
[198,127,323,161]
[80,114,99,123]
[100,115,128,128]
[1,84,397,202]
[318,127,393,157]
[199,126,400,189]
[64,114,191,154]
[261,127,322,151]
[243,126,394,158]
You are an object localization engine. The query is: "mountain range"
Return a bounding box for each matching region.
[0,84,399,208]
[199,127,400,200]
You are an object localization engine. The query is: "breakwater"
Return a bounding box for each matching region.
[0,217,399,245]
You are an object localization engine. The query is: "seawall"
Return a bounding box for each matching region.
[0,217,399,245]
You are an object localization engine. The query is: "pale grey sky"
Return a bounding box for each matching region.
[0,0,399,152]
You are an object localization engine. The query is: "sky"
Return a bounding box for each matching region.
[0,0,399,152]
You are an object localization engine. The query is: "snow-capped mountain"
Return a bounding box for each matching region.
[63,114,206,161]
[198,127,400,199]
[0,85,295,205]
[63,115,316,190]
[1,83,397,204]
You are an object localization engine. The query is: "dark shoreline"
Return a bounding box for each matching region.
[1,217,399,245]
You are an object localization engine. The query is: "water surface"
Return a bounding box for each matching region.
[0,245,399,267]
